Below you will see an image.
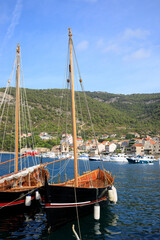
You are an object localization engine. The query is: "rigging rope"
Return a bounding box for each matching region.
[20,53,38,166]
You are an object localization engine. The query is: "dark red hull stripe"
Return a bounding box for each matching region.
[45,197,106,208]
[0,196,34,207]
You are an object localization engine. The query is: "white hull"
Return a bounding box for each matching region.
[101,156,111,161]
[78,156,89,161]
[110,154,128,162]
[110,158,128,162]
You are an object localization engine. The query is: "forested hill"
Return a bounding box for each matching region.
[0,88,160,137]
[86,91,160,135]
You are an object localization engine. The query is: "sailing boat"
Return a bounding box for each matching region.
[44,28,118,231]
[0,44,49,211]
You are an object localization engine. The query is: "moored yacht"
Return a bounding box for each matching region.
[78,153,89,160]
[101,155,111,161]
[127,155,155,164]
[89,155,102,161]
[110,153,128,162]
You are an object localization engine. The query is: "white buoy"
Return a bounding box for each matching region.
[25,195,31,206]
[35,190,41,200]
[94,203,100,220]
[108,185,118,204]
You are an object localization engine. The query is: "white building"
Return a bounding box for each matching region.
[105,143,117,153]
[97,143,106,153]
[39,132,53,140]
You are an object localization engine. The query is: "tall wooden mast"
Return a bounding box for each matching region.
[15,43,20,172]
[68,28,78,187]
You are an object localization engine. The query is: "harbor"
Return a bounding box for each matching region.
[0,1,160,239]
[0,154,160,239]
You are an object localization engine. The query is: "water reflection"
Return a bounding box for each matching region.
[75,207,120,239]
[94,222,101,235]
[0,206,44,239]
[0,158,160,239]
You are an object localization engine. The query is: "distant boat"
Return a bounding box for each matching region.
[57,153,71,159]
[78,153,89,161]
[127,155,155,164]
[44,28,117,232]
[89,155,102,161]
[110,153,128,163]
[101,155,111,161]
[42,152,56,159]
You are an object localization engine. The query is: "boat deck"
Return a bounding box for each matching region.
[54,169,114,188]
[77,178,108,188]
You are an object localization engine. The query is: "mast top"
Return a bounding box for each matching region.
[68,28,72,39]
[17,43,20,54]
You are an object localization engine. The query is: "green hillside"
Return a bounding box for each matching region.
[86,91,160,135]
[0,88,160,138]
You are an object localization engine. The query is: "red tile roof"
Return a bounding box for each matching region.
[132,144,144,147]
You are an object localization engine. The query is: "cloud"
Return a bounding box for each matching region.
[123,48,151,61]
[97,37,122,55]
[103,43,120,54]
[122,28,150,41]
[97,39,120,54]
[77,40,88,51]
[0,0,22,56]
[97,28,151,60]
[6,0,22,39]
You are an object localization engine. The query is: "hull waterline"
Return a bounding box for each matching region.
[44,184,110,231]
[0,186,45,212]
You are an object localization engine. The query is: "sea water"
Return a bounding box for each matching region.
[0,154,160,240]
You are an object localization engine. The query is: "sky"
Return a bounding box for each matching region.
[0,0,160,94]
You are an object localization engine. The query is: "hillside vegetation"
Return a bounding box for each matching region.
[0,88,160,138]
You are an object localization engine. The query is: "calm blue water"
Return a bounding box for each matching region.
[0,154,160,240]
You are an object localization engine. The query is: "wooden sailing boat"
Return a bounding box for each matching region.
[44,28,118,231]
[0,44,49,211]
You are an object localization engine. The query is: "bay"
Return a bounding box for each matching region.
[0,154,160,239]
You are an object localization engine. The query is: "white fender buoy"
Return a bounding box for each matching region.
[108,185,118,204]
[35,190,41,200]
[94,203,100,220]
[25,195,31,206]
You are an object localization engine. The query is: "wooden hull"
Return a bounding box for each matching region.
[44,169,114,231]
[45,185,109,231]
[0,186,44,212]
[0,165,49,212]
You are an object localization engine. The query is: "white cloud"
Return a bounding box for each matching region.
[123,48,151,61]
[0,0,22,56]
[6,0,22,39]
[97,38,120,54]
[122,28,150,41]
[96,28,151,60]
[103,43,120,54]
[77,40,89,51]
